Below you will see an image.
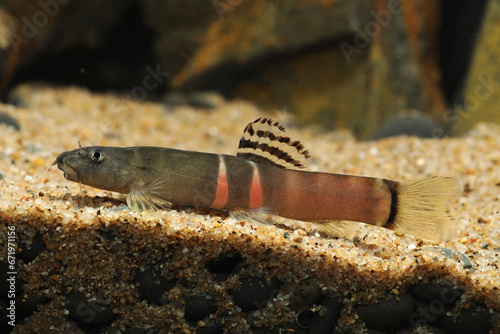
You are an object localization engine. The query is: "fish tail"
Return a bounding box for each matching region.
[385,176,461,241]
[310,176,461,241]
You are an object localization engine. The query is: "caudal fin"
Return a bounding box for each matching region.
[387,177,461,241]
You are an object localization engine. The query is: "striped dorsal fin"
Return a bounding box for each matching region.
[237,118,310,170]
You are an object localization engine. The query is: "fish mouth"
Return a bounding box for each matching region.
[53,153,79,182]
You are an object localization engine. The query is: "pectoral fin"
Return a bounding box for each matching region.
[126,177,172,212]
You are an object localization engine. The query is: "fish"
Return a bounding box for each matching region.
[51,117,461,241]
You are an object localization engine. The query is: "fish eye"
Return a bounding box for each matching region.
[89,150,104,162]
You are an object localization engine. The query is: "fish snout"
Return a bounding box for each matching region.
[54,152,79,182]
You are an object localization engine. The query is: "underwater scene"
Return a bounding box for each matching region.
[0,1,499,333]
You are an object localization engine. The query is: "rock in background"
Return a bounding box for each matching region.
[142,0,448,139]
[454,0,500,135]
[0,0,161,93]
[0,8,17,95]
[0,0,133,60]
[0,0,496,138]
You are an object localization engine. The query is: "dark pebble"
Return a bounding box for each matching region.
[4,91,28,108]
[288,279,323,310]
[163,91,189,107]
[188,92,220,109]
[134,267,176,305]
[410,299,444,326]
[18,233,46,263]
[65,290,115,328]
[308,296,343,333]
[357,293,414,331]
[184,294,218,322]
[231,275,281,312]
[0,112,21,131]
[440,305,491,334]
[371,112,441,140]
[412,281,461,304]
[207,252,242,275]
[436,247,475,271]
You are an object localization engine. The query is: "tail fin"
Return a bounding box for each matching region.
[387,177,461,241]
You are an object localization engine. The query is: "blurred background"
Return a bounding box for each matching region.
[0,0,497,139]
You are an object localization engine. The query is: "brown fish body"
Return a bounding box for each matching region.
[53,118,460,241]
[55,146,393,224]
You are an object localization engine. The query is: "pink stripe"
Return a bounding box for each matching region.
[211,156,228,209]
[249,165,263,208]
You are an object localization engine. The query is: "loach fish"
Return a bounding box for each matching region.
[52,118,461,241]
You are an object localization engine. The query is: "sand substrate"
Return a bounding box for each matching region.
[0,84,499,333]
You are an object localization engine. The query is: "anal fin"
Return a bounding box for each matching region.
[230,208,363,240]
[229,207,276,226]
[310,220,361,239]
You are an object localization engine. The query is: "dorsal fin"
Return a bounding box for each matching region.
[237,118,310,170]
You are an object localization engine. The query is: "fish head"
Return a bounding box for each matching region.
[53,146,133,193]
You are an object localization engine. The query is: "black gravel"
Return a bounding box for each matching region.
[184,294,218,322]
[134,266,176,305]
[357,293,415,331]
[65,290,115,329]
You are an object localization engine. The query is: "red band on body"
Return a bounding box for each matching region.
[211,156,229,209]
[249,165,263,208]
